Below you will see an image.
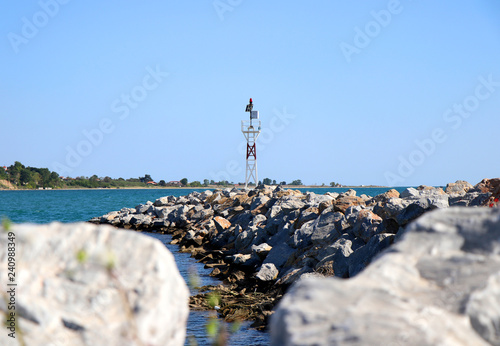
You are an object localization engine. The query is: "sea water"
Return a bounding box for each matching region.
[0,187,409,345]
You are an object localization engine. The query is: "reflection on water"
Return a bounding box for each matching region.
[146,233,270,346]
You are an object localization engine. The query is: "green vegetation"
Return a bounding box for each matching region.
[1,161,248,190]
[2,161,62,189]
[1,161,343,190]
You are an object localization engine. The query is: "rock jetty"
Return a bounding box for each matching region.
[0,222,189,346]
[90,178,499,333]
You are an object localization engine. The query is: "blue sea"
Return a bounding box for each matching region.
[0,187,409,345]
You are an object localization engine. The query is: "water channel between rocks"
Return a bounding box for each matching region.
[146,232,270,346]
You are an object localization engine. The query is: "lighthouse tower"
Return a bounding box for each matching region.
[241,98,261,188]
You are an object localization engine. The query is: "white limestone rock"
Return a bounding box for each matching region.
[0,222,189,346]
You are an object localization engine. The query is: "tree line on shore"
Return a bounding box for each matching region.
[0,161,342,190]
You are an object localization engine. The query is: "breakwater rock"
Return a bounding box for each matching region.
[90,179,498,332]
[270,206,500,346]
[0,222,189,346]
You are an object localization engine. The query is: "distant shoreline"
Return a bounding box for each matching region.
[0,185,392,191]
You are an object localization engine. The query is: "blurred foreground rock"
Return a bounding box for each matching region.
[0,222,189,346]
[270,207,500,346]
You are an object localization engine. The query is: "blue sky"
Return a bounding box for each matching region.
[1,0,499,186]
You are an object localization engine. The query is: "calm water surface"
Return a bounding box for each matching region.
[0,187,409,345]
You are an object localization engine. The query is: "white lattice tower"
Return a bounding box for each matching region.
[242,98,261,188]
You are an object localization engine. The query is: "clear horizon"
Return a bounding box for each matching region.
[1,1,499,187]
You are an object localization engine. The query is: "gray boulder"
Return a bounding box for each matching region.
[314,234,364,278]
[235,229,256,253]
[304,192,334,208]
[256,263,279,281]
[153,195,176,206]
[351,209,384,242]
[263,232,296,271]
[252,243,273,260]
[0,222,189,346]
[295,207,319,230]
[200,190,213,200]
[280,196,306,213]
[445,180,473,195]
[129,214,153,227]
[449,192,491,207]
[292,209,346,248]
[135,201,153,214]
[325,192,339,199]
[251,195,270,210]
[271,207,500,345]
[191,207,214,221]
[400,186,445,198]
[310,210,345,246]
[348,233,395,277]
[466,272,500,345]
[99,211,120,224]
[339,189,356,197]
